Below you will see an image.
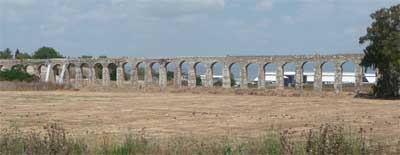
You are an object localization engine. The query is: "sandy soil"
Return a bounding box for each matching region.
[0,91,399,140]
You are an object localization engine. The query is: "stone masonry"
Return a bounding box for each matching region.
[0,54,366,94]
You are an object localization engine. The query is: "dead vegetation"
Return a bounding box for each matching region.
[1,122,399,155]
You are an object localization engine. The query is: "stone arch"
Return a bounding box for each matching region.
[321,61,335,91]
[52,64,62,83]
[179,61,190,86]
[263,63,277,89]
[108,63,117,81]
[283,62,296,88]
[136,62,145,81]
[229,63,240,87]
[194,62,206,87]
[81,63,90,80]
[94,63,103,80]
[211,62,223,87]
[122,62,131,81]
[246,63,259,88]
[0,65,3,71]
[67,63,76,81]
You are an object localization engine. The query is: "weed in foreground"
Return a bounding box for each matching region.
[0,123,399,155]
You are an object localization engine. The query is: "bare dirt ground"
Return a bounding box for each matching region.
[0,91,399,140]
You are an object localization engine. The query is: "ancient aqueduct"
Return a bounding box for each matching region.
[0,54,367,93]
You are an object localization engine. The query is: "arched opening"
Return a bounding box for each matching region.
[321,62,335,91]
[212,62,223,87]
[81,63,90,80]
[180,61,189,86]
[25,65,35,75]
[166,62,175,86]
[136,62,145,81]
[229,63,240,87]
[108,63,117,81]
[264,63,277,89]
[283,62,296,88]
[246,63,259,88]
[151,63,160,85]
[302,62,315,90]
[341,61,355,92]
[195,62,206,87]
[123,62,131,81]
[94,63,103,81]
[52,64,62,83]
[38,64,47,81]
[66,64,76,84]
[0,65,3,71]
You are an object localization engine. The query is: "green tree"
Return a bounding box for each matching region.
[360,4,400,98]
[167,71,174,81]
[15,49,32,59]
[196,76,202,86]
[0,68,37,82]
[0,48,13,59]
[14,49,20,58]
[80,55,93,59]
[32,47,63,59]
[230,73,236,87]
[137,67,145,80]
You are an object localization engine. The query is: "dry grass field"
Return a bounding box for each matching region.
[1,91,399,142]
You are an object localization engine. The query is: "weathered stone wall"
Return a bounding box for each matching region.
[0,54,365,94]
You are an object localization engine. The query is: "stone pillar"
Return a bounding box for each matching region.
[295,62,304,90]
[222,63,231,88]
[64,67,70,83]
[174,62,182,88]
[188,62,197,88]
[159,63,167,89]
[355,63,363,94]
[90,65,96,85]
[102,64,109,86]
[258,64,265,89]
[49,65,56,83]
[33,65,41,78]
[116,64,124,87]
[87,64,93,85]
[240,64,248,89]
[313,62,323,93]
[144,63,153,86]
[205,63,213,87]
[334,62,343,95]
[276,63,284,90]
[75,64,82,88]
[131,63,138,87]
[40,65,47,82]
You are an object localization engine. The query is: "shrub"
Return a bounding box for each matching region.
[0,69,38,82]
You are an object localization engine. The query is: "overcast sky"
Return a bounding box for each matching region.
[0,0,398,57]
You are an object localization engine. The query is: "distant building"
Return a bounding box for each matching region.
[254,72,376,85]
[200,72,376,86]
